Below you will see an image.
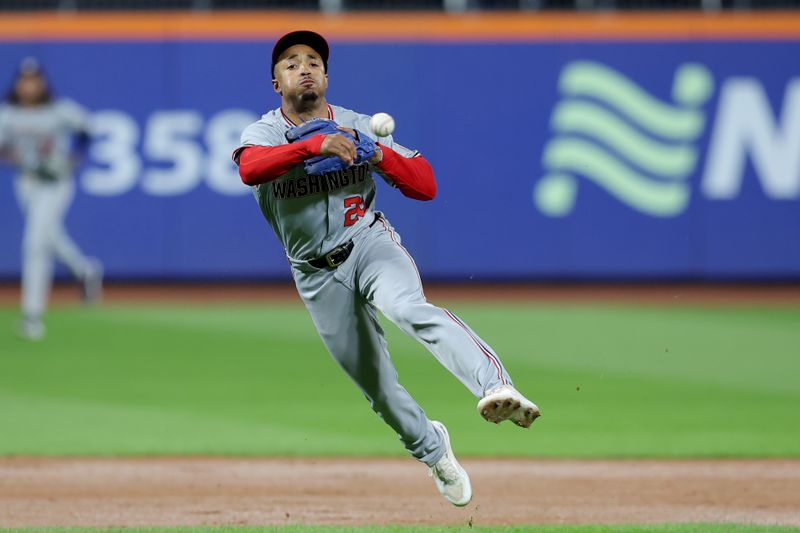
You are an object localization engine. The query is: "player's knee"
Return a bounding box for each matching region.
[22,236,49,258]
[388,302,438,333]
[368,390,390,411]
[368,391,407,427]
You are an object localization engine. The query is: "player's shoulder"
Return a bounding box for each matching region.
[246,108,283,130]
[52,98,89,125]
[0,101,21,125]
[330,105,371,129]
[54,98,85,113]
[257,108,286,126]
[55,97,79,107]
[241,109,286,146]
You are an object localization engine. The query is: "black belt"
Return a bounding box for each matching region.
[308,240,354,269]
[307,213,382,270]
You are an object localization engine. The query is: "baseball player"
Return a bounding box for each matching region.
[234,31,540,506]
[0,58,102,341]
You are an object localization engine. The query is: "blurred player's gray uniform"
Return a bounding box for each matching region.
[0,99,99,328]
[238,104,514,466]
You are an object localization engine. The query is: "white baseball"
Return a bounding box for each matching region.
[370,112,395,137]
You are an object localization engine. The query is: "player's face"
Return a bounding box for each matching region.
[15,73,47,106]
[273,44,328,105]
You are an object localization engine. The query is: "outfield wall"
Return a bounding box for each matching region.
[0,12,798,280]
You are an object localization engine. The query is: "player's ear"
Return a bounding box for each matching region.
[272,78,281,95]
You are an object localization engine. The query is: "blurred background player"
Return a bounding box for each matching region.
[0,58,102,341]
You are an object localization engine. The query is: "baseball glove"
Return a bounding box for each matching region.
[285,118,341,143]
[286,119,376,176]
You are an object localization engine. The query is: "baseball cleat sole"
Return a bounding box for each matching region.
[480,398,521,424]
[512,405,541,428]
[477,385,540,428]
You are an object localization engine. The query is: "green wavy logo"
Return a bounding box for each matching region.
[535,61,714,217]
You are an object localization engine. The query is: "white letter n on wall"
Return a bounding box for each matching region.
[702,78,800,200]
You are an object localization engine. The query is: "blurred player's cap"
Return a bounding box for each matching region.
[271,30,329,78]
[18,57,44,76]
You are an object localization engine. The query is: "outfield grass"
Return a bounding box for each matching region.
[0,302,798,457]
[5,525,800,532]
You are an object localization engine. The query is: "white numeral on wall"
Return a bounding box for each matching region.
[80,109,258,197]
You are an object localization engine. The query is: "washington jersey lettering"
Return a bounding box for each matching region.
[236,104,417,261]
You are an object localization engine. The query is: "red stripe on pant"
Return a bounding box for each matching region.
[443,308,506,385]
[378,216,425,297]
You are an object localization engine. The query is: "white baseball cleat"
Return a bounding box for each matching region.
[429,420,472,507]
[477,384,540,428]
[16,316,45,342]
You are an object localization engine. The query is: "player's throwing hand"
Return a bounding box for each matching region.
[320,132,356,166]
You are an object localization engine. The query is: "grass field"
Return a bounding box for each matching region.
[1,301,798,458]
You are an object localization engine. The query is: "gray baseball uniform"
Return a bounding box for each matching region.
[238,104,514,466]
[0,99,96,319]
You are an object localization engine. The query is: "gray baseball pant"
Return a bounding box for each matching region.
[290,214,513,466]
[15,178,93,318]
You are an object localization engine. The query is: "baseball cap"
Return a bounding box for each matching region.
[18,57,44,76]
[271,30,329,78]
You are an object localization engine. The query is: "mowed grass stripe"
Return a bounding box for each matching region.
[0,304,798,457]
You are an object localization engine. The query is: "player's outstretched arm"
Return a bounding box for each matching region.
[234,135,326,186]
[376,144,437,201]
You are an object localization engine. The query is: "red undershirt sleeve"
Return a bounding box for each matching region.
[375,143,437,201]
[234,134,325,186]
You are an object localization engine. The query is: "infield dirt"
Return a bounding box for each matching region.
[2,458,799,527]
